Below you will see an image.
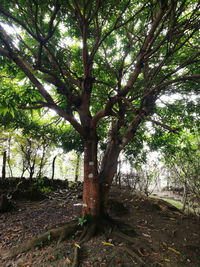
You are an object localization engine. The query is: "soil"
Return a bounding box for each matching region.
[0,184,200,267]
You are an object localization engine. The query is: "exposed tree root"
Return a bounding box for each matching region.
[117,246,146,265]
[0,222,78,259]
[72,246,79,267]
[108,246,146,266]
[79,222,97,243]
[0,217,152,266]
[112,230,137,243]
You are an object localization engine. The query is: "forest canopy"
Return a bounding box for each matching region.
[0,0,199,217]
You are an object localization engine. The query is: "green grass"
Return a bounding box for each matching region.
[150,195,196,213]
[150,195,184,210]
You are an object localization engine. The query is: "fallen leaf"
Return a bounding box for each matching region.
[65,257,71,263]
[142,233,151,238]
[168,247,181,255]
[102,241,114,246]
[74,243,81,248]
[163,259,171,262]
[20,262,32,266]
[48,255,56,260]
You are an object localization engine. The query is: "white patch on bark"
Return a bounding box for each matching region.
[89,161,94,166]
[74,203,87,207]
[122,137,127,144]
[89,198,95,202]
[88,173,94,178]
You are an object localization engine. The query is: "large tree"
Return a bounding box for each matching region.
[0,0,199,218]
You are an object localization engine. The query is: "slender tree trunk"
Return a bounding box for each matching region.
[116,159,122,187]
[20,159,27,178]
[38,145,46,178]
[2,151,7,179]
[82,138,100,217]
[74,153,81,182]
[182,181,188,212]
[29,160,35,180]
[51,155,57,180]
[7,137,13,178]
[29,168,34,180]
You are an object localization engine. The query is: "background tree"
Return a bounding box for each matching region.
[0,0,199,219]
[161,129,200,211]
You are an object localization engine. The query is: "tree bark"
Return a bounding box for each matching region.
[38,144,46,178]
[82,138,100,217]
[29,160,35,180]
[99,142,121,216]
[2,151,7,179]
[74,153,81,182]
[7,137,13,178]
[51,155,57,180]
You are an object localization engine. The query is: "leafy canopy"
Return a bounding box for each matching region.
[0,0,199,151]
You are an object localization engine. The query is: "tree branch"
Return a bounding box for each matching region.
[0,24,84,136]
[155,74,200,90]
[119,4,167,97]
[148,118,179,133]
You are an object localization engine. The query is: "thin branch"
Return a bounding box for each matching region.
[21,104,47,110]
[148,118,179,133]
[0,7,38,40]
[90,2,147,62]
[0,25,84,135]
[119,5,167,97]
[155,74,200,90]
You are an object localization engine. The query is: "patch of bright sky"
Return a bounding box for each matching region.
[58,23,83,48]
[0,22,20,48]
[157,93,199,108]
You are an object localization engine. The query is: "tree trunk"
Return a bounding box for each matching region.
[182,181,188,212]
[51,155,57,180]
[2,151,7,179]
[99,143,121,216]
[29,160,35,180]
[38,144,46,178]
[116,159,122,187]
[7,137,13,178]
[74,153,81,182]
[82,138,100,217]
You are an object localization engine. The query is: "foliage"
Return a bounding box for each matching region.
[78,216,88,227]
[34,176,52,193]
[0,0,200,215]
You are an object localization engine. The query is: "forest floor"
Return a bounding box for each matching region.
[0,184,200,267]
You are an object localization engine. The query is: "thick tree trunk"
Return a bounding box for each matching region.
[99,143,121,216]
[82,138,100,217]
[2,151,7,179]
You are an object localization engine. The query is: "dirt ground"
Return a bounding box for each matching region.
[0,185,200,267]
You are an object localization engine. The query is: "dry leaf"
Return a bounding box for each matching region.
[48,255,56,260]
[163,259,171,262]
[65,257,71,263]
[74,243,81,248]
[168,247,181,255]
[102,241,114,246]
[21,262,32,266]
[142,233,151,238]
